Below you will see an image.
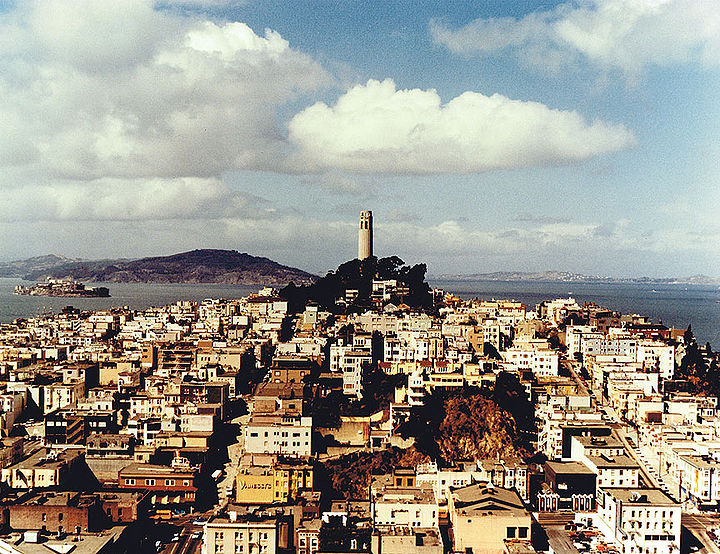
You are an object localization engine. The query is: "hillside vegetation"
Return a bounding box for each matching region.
[11,249,315,285]
[281,255,431,313]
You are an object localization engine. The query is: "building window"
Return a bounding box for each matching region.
[519,527,528,538]
[165,479,174,486]
[507,527,516,539]
[146,479,155,486]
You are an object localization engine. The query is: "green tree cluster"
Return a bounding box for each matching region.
[280,256,431,313]
[677,326,720,396]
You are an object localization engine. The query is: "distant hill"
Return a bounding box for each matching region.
[431,270,720,285]
[3,250,316,286]
[0,255,86,278]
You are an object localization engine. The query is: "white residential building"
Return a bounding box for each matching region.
[243,415,312,458]
[503,339,559,377]
[597,488,681,554]
[371,473,439,529]
[204,513,281,554]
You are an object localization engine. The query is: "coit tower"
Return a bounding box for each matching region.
[358,210,373,260]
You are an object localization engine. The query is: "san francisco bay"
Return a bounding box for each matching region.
[1,277,718,348]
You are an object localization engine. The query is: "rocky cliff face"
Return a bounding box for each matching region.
[436,395,523,461]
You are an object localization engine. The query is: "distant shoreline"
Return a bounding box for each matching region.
[429,274,720,286]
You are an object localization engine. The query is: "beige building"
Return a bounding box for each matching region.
[203,510,289,554]
[448,483,531,554]
[1,448,83,489]
[370,471,439,529]
[371,526,443,554]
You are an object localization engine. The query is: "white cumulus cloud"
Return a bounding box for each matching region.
[0,178,260,222]
[0,0,330,180]
[431,0,720,75]
[288,79,634,174]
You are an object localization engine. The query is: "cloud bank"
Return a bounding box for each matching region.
[289,79,634,174]
[0,0,329,180]
[431,0,720,75]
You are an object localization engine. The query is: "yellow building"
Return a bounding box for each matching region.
[235,461,313,504]
[236,470,275,504]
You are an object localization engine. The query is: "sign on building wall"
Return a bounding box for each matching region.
[235,474,274,504]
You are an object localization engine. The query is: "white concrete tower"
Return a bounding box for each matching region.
[358,210,373,260]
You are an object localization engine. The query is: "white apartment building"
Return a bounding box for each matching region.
[276,337,325,358]
[384,331,444,364]
[415,462,474,504]
[666,395,717,425]
[407,370,425,407]
[329,344,351,372]
[538,410,605,460]
[503,339,559,377]
[341,351,371,398]
[396,314,433,332]
[204,513,280,554]
[42,382,84,414]
[673,452,720,507]
[582,454,640,489]
[565,325,598,357]
[570,434,625,461]
[371,474,439,529]
[636,342,675,380]
[481,320,502,351]
[578,332,675,380]
[415,459,529,504]
[597,488,681,554]
[349,311,398,334]
[475,458,529,501]
[243,415,312,458]
[329,340,372,398]
[543,297,581,325]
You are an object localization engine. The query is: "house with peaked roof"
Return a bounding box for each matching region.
[448,482,532,554]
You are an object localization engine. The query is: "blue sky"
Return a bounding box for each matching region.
[0,0,718,277]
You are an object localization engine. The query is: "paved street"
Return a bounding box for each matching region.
[158,515,211,554]
[682,514,720,554]
[545,526,582,554]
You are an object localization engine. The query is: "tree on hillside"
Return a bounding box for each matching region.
[493,371,536,441]
[320,447,429,499]
[280,256,431,313]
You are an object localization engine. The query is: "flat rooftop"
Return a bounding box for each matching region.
[545,461,595,475]
[608,488,677,506]
[586,454,639,469]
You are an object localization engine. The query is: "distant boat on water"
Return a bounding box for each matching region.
[14,277,110,298]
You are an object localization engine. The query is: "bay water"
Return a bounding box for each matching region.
[0,277,718,348]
